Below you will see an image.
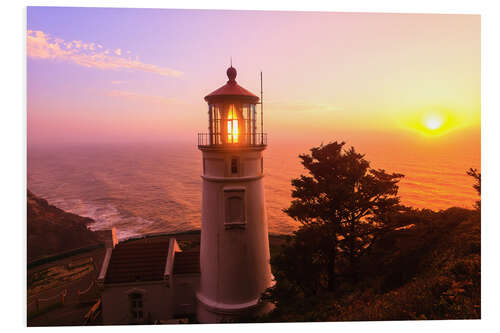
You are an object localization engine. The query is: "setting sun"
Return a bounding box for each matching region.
[402,109,462,137]
[424,114,444,130]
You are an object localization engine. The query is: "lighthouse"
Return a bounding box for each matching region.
[196,65,273,323]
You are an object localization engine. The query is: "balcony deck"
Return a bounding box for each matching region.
[197,133,267,149]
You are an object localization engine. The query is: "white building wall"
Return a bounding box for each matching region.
[101,282,173,325]
[197,147,272,322]
[172,274,200,317]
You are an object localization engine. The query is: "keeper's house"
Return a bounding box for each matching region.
[97,236,200,324]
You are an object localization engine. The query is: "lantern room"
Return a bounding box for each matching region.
[198,66,266,147]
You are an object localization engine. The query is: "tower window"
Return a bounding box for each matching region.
[224,188,246,229]
[227,197,244,222]
[231,158,238,174]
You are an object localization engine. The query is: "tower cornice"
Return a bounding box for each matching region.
[200,174,264,183]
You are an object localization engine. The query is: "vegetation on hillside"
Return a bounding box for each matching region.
[281,141,405,292]
[28,257,95,296]
[467,168,481,210]
[254,142,480,322]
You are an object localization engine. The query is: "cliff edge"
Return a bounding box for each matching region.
[27,190,101,261]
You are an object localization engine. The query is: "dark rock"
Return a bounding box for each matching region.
[27,190,101,261]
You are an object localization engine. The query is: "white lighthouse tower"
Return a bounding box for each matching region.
[196,65,273,323]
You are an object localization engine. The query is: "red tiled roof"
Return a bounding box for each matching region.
[173,251,200,275]
[104,240,170,284]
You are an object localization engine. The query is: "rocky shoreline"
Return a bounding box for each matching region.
[27,190,288,263]
[27,190,101,261]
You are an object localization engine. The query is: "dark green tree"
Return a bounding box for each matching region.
[259,225,335,321]
[466,168,481,210]
[281,141,404,292]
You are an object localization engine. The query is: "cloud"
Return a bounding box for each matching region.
[27,30,182,77]
[106,89,179,105]
[111,80,127,85]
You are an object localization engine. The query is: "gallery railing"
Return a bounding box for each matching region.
[197,132,267,147]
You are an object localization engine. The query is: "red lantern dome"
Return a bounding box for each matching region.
[199,66,265,147]
[204,66,260,104]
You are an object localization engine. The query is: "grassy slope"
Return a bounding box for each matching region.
[334,207,481,321]
[264,207,480,322]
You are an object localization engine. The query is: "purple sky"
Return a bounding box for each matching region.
[27,7,480,148]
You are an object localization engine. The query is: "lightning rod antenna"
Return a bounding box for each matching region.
[260,71,264,144]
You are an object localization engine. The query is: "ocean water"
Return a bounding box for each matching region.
[27,140,480,240]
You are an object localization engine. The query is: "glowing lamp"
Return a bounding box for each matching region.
[200,65,265,147]
[227,106,239,143]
